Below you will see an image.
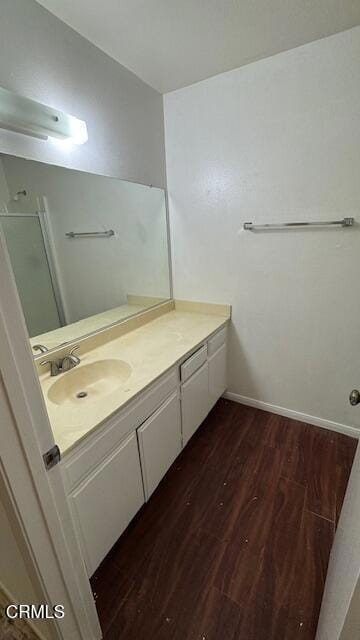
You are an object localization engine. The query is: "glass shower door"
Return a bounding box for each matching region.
[0,215,61,337]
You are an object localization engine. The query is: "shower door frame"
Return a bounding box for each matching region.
[0,210,66,329]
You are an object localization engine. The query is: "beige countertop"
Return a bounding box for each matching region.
[39,306,230,455]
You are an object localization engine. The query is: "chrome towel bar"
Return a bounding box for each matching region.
[65,230,115,238]
[243,218,354,231]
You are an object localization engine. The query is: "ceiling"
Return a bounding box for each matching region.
[35,0,360,93]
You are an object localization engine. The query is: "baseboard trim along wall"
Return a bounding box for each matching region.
[223,392,360,440]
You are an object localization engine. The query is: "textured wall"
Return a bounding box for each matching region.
[164,27,360,432]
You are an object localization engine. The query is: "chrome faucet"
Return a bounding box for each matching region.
[61,346,81,371]
[41,346,81,377]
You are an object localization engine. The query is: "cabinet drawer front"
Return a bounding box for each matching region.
[180,344,207,382]
[208,327,227,356]
[181,362,209,446]
[137,391,181,500]
[62,367,179,492]
[69,432,144,577]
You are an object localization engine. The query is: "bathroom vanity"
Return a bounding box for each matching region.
[0,149,231,581]
[0,149,231,580]
[39,302,230,577]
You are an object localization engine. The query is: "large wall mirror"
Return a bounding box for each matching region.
[0,154,171,354]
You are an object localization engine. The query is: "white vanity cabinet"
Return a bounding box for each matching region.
[208,328,227,410]
[69,432,143,577]
[137,390,181,499]
[181,327,227,445]
[181,362,210,445]
[61,324,227,577]
[62,368,180,577]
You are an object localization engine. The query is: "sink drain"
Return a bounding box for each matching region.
[76,391,88,399]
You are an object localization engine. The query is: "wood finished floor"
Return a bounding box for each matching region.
[91,399,358,640]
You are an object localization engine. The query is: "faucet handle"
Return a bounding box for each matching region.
[40,359,59,376]
[70,345,80,355]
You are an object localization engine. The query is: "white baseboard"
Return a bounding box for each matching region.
[223,391,360,439]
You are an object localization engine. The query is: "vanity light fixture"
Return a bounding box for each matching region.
[0,86,88,144]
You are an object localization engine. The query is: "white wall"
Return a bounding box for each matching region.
[0,0,166,188]
[164,26,360,433]
[1,155,170,324]
[316,446,360,640]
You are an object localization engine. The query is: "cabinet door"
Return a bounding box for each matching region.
[137,391,181,500]
[181,362,209,446]
[70,432,144,577]
[208,343,227,410]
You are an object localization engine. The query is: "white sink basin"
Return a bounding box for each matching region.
[47,359,132,406]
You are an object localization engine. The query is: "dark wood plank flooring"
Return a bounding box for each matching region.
[91,399,358,640]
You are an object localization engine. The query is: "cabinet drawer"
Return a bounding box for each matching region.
[208,327,227,356]
[180,344,207,382]
[181,362,209,445]
[62,367,179,492]
[69,432,144,577]
[137,391,181,500]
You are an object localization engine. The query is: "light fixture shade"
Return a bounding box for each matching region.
[0,86,88,144]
